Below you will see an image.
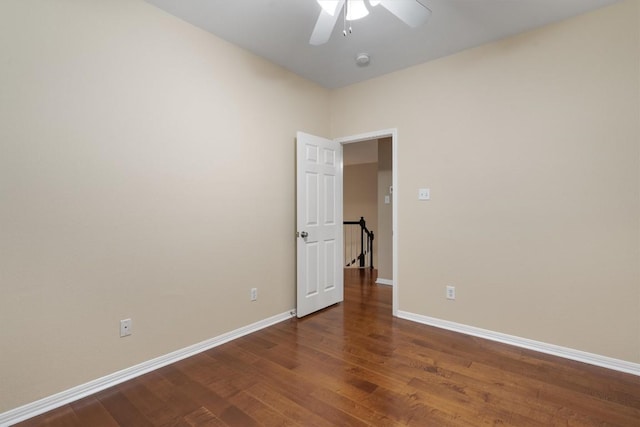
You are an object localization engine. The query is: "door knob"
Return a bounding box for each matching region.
[300,231,308,238]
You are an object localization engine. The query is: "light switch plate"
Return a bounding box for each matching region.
[418,188,430,200]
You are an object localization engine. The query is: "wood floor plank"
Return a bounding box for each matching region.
[182,406,227,427]
[14,268,640,426]
[244,382,336,427]
[225,347,371,426]
[17,404,82,427]
[70,397,120,427]
[95,388,154,427]
[308,387,400,427]
[227,390,301,427]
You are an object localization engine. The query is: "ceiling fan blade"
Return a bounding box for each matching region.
[310,0,345,45]
[379,0,431,28]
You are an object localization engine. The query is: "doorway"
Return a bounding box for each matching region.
[337,129,397,315]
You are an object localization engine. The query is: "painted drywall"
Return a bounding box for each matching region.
[344,162,378,268]
[0,0,329,413]
[331,0,640,362]
[343,139,378,166]
[377,138,393,282]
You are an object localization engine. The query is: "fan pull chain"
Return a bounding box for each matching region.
[343,0,353,37]
[348,0,353,35]
[343,0,347,36]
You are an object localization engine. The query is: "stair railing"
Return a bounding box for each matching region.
[343,216,374,269]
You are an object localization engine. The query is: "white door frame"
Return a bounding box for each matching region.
[335,128,398,316]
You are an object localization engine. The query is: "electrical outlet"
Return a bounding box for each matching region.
[446,286,456,300]
[250,288,258,301]
[120,318,132,337]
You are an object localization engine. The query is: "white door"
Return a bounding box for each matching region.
[296,132,343,318]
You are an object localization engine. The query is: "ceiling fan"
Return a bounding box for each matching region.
[310,0,432,46]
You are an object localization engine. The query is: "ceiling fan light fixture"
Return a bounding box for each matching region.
[346,0,369,21]
[310,0,429,46]
[317,0,341,16]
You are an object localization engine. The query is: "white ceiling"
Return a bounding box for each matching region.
[145,0,620,89]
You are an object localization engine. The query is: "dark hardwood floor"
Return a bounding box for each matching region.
[17,269,640,426]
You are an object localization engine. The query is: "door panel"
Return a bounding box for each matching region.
[296,132,343,317]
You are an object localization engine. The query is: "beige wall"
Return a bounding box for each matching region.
[331,0,640,362]
[377,138,393,281]
[344,162,378,267]
[0,0,329,412]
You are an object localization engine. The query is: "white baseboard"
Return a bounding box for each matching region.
[397,311,640,377]
[0,310,295,427]
[375,278,393,286]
